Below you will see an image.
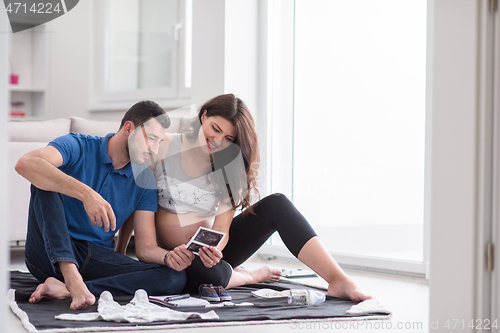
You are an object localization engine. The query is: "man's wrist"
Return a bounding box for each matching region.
[163,251,170,268]
[76,183,94,202]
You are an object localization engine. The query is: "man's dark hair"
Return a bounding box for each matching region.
[119,100,170,130]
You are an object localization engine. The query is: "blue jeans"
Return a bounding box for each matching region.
[24,185,186,296]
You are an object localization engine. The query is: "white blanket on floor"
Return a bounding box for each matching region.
[346,299,392,315]
[55,290,219,323]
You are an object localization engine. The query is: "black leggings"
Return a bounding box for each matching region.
[183,193,317,293]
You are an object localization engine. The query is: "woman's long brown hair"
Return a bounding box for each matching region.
[183,94,260,213]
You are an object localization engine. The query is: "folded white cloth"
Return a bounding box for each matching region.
[55,290,219,323]
[205,301,254,308]
[346,299,392,315]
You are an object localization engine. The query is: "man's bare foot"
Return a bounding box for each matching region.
[327,277,372,302]
[30,277,71,303]
[64,278,96,310]
[29,277,95,310]
[58,261,96,309]
[234,266,282,284]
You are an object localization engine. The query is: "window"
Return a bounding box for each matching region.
[293,0,426,261]
[94,0,191,106]
[265,0,428,276]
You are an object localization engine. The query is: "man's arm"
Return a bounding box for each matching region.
[15,146,116,232]
[132,210,195,271]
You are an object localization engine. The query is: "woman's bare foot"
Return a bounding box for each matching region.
[29,277,95,310]
[226,266,282,289]
[234,266,282,284]
[327,277,372,302]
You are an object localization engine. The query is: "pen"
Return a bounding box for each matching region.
[164,294,190,302]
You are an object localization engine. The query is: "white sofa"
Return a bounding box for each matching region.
[8,116,189,245]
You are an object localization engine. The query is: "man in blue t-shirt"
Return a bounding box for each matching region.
[16,101,195,310]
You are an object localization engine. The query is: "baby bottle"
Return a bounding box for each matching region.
[287,289,326,305]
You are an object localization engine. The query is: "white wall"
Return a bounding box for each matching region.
[1,4,10,328]
[47,0,92,119]
[428,0,493,328]
[224,0,258,115]
[191,0,259,116]
[190,0,226,108]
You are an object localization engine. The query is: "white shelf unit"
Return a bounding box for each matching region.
[8,22,49,120]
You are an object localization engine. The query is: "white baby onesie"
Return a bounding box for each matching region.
[56,289,219,323]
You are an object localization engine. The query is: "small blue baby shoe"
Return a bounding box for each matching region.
[199,284,220,302]
[215,285,232,301]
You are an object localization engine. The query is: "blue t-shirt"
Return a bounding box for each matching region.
[49,133,157,249]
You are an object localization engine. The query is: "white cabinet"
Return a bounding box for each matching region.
[8,22,49,120]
